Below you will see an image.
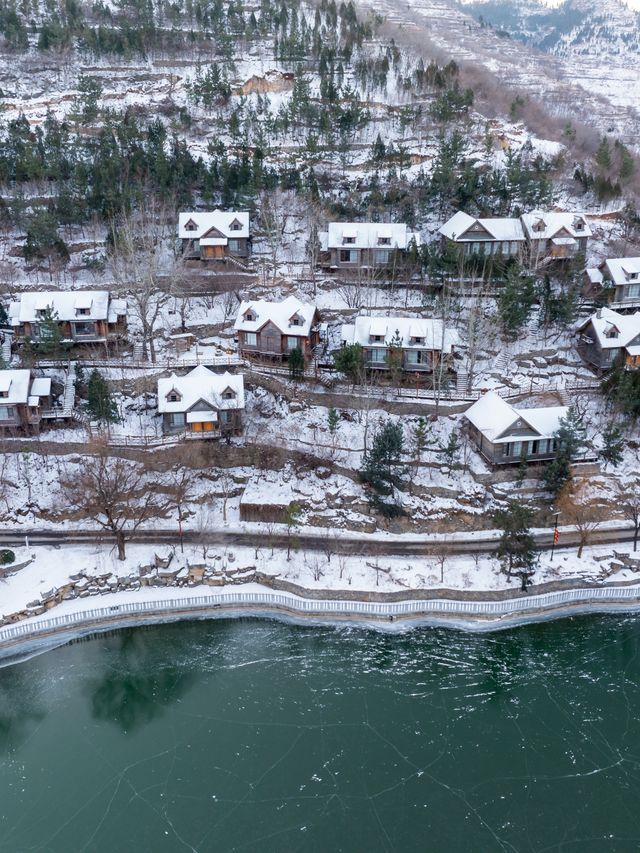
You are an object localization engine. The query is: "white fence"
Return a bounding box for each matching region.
[1,584,640,647]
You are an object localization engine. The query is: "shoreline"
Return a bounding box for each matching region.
[2,581,640,664]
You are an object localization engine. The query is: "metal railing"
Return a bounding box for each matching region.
[2,584,640,645]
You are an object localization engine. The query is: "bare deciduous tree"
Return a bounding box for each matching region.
[109,200,186,362]
[616,480,640,552]
[59,445,176,559]
[557,482,605,559]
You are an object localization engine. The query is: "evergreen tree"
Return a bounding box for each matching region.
[498,265,536,341]
[333,343,364,386]
[600,420,624,468]
[371,133,386,163]
[33,307,63,355]
[288,347,304,380]
[0,302,8,327]
[412,417,429,463]
[385,328,403,384]
[543,408,584,495]
[86,369,119,423]
[595,137,611,170]
[440,430,461,466]
[494,500,539,589]
[328,406,339,435]
[361,421,405,514]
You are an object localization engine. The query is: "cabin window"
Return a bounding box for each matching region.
[339,249,357,263]
[290,315,302,326]
[245,332,257,346]
[220,410,233,424]
[185,220,198,231]
[75,308,90,316]
[375,249,390,264]
[0,389,7,399]
[287,336,299,350]
[167,391,181,403]
[369,348,387,363]
[0,406,15,419]
[222,390,236,400]
[406,350,428,365]
[229,220,243,231]
[170,413,186,427]
[377,237,391,245]
[370,334,384,343]
[73,322,95,336]
[628,284,640,298]
[342,237,356,245]
[228,239,240,253]
[244,311,256,322]
[411,337,424,345]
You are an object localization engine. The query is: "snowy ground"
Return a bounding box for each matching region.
[2,538,639,628]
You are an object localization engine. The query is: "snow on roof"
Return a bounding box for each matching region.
[14,291,112,323]
[585,267,603,285]
[464,391,567,443]
[107,298,127,324]
[234,296,317,336]
[521,211,592,240]
[29,377,51,397]
[325,222,420,250]
[577,307,640,349]
[178,210,250,240]
[439,211,525,242]
[342,315,460,354]
[157,366,245,414]
[0,369,30,404]
[551,237,577,246]
[603,257,640,286]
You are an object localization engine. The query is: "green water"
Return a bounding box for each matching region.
[1,617,640,852]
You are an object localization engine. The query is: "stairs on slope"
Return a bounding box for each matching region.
[456,371,470,394]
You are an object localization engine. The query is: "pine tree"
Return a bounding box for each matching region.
[412,417,429,463]
[288,347,305,380]
[600,420,624,468]
[333,343,364,386]
[361,421,405,514]
[86,369,119,424]
[328,407,339,435]
[494,500,539,589]
[440,430,461,466]
[595,137,611,171]
[0,303,8,327]
[385,328,403,385]
[543,408,584,495]
[498,265,535,341]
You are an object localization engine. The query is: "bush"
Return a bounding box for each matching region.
[0,549,15,565]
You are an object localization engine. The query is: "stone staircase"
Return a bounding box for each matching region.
[1,334,11,364]
[455,370,470,394]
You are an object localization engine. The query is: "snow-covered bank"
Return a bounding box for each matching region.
[1,542,640,660]
[3,580,640,665]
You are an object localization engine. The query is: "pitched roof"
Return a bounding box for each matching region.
[234,296,317,337]
[10,290,113,324]
[438,212,525,242]
[178,210,250,240]
[341,315,460,354]
[157,366,245,414]
[321,222,420,250]
[464,390,567,444]
[0,370,50,405]
[521,211,592,240]
[577,307,640,350]
[602,257,640,287]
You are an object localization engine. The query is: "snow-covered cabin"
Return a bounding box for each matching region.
[340,315,460,374]
[0,369,51,434]
[179,210,250,261]
[464,391,568,465]
[584,257,640,308]
[234,296,320,362]
[438,212,525,258]
[157,366,245,437]
[521,211,591,265]
[319,222,419,269]
[576,307,640,372]
[9,291,127,346]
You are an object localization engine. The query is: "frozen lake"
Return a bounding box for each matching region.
[1,616,639,850]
